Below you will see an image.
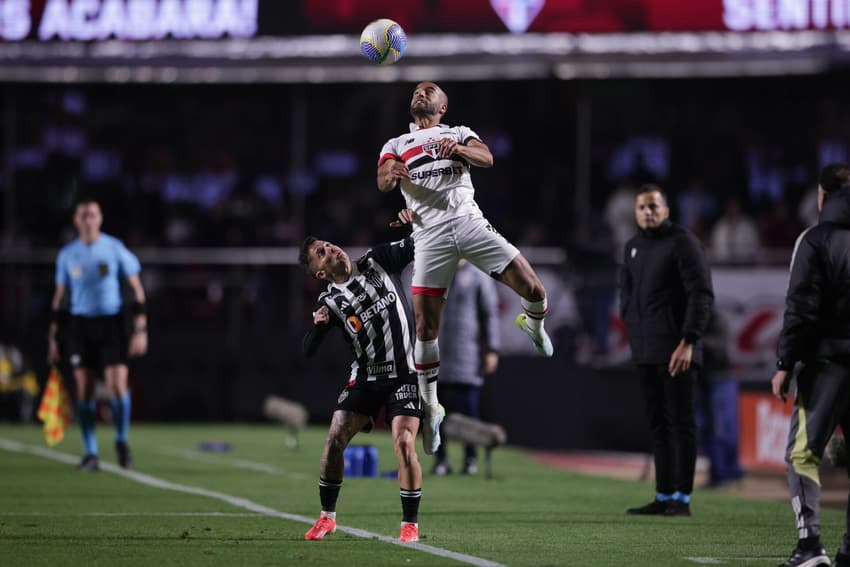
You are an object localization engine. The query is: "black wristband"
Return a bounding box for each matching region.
[50,309,60,324]
[131,301,147,315]
[776,358,792,371]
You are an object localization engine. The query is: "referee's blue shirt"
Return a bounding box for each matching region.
[55,233,141,317]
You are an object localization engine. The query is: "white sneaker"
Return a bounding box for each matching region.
[514,313,554,357]
[421,404,445,455]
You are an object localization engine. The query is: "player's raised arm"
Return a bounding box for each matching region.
[377,158,409,192]
[303,304,333,357]
[369,237,415,274]
[444,138,493,168]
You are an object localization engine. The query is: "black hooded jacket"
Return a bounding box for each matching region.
[620,220,715,366]
[778,190,850,367]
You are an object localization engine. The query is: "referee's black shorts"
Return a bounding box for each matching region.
[69,314,128,371]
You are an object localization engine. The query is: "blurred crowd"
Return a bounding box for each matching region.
[5,75,846,262]
[3,75,845,431]
[604,178,813,266]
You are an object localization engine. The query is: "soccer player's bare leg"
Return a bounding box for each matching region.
[496,254,554,357]
[104,364,133,467]
[392,415,422,542]
[73,368,100,470]
[306,411,371,541]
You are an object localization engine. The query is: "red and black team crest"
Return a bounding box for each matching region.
[422,140,439,160]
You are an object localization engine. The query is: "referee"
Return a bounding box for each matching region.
[47,198,148,471]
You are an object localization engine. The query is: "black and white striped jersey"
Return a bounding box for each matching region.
[303,238,415,382]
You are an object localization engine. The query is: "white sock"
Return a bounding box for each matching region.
[420,380,438,413]
[321,511,336,520]
[414,339,440,410]
[521,297,548,334]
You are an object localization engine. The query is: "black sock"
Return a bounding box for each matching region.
[799,536,821,550]
[319,478,342,513]
[400,488,421,523]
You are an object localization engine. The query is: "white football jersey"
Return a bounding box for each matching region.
[379,123,484,231]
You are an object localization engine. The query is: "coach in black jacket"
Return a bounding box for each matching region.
[620,184,714,517]
[772,163,850,567]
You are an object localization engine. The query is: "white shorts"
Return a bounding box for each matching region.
[411,214,520,296]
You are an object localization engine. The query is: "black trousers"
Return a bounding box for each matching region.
[638,364,698,495]
[784,359,850,544]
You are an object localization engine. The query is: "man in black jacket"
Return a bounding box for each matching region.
[620,184,714,517]
[772,163,850,567]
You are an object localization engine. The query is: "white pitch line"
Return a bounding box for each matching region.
[685,558,787,564]
[0,438,506,567]
[158,447,307,479]
[0,511,262,517]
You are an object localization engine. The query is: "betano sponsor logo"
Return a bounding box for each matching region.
[345,292,397,332]
[360,291,397,324]
[346,316,363,333]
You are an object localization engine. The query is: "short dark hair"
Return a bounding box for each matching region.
[819,163,850,194]
[299,236,318,276]
[73,196,100,210]
[637,183,668,206]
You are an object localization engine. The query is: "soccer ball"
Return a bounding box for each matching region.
[359,19,407,65]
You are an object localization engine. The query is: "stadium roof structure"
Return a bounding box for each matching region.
[2,30,850,83]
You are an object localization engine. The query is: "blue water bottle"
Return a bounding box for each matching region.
[344,445,365,477]
[362,445,379,478]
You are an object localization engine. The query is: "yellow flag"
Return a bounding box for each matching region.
[37,367,72,447]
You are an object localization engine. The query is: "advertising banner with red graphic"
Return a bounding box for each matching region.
[3,1,849,42]
[714,268,789,381]
[303,0,850,34]
[739,391,792,471]
[602,267,790,381]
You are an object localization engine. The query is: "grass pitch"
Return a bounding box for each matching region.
[0,423,842,566]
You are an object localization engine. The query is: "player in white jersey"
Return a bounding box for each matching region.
[377,82,553,456]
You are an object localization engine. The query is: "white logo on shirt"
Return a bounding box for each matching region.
[631,248,637,258]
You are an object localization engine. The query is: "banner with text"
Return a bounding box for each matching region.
[2,0,848,41]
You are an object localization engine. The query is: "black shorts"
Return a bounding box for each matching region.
[335,373,423,424]
[69,315,127,371]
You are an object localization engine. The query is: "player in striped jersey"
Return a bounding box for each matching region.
[377,81,553,456]
[299,234,424,543]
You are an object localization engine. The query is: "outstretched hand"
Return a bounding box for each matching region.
[389,208,416,228]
